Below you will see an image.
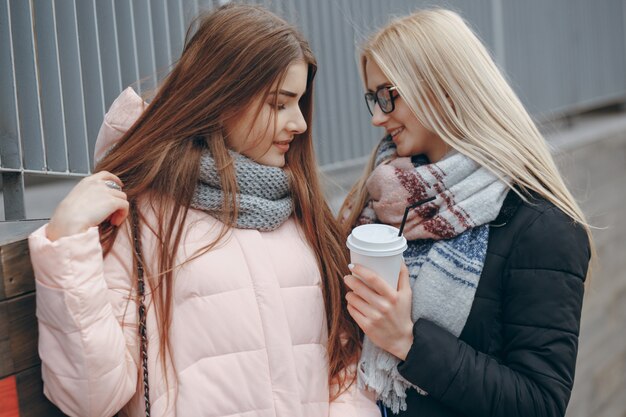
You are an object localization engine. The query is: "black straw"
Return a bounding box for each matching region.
[398,196,436,237]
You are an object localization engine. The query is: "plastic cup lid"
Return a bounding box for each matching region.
[346,224,407,256]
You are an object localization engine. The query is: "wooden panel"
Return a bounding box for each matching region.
[0,300,13,378]
[0,239,36,300]
[0,375,19,417]
[16,366,66,417]
[0,294,39,379]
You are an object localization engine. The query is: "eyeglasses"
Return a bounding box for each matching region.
[364,85,399,115]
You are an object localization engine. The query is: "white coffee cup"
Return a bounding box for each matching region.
[346,224,408,290]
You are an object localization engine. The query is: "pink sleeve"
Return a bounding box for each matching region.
[29,224,140,417]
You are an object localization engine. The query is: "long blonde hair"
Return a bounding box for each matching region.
[339,8,595,275]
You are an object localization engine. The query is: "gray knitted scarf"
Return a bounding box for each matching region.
[356,136,508,413]
[190,150,293,231]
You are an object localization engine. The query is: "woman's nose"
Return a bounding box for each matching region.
[289,109,307,134]
[371,103,389,127]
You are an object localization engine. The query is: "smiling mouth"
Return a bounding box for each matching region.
[389,127,404,138]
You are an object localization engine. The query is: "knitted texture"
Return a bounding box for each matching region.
[356,136,508,413]
[191,150,293,231]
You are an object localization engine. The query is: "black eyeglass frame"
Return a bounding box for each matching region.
[364,85,399,116]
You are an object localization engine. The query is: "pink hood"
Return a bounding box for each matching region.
[94,87,146,163]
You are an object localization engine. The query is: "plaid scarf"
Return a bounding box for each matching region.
[356,136,508,413]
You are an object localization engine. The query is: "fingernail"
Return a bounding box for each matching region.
[348,263,354,270]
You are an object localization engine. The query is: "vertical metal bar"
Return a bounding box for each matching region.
[55,0,90,173]
[621,1,626,91]
[132,0,157,93]
[193,0,200,17]
[182,0,199,29]
[346,0,366,159]
[2,172,26,220]
[491,0,506,71]
[320,0,345,164]
[151,0,173,83]
[0,0,21,171]
[33,0,68,173]
[96,0,123,108]
[0,0,24,222]
[115,0,140,92]
[303,0,331,165]
[167,0,186,62]
[623,0,626,109]
[268,0,284,18]
[96,1,122,107]
[178,0,186,48]
[336,0,363,161]
[363,0,385,155]
[284,0,298,23]
[333,0,360,164]
[10,0,45,170]
[76,0,105,171]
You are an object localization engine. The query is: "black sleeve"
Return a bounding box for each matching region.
[397,206,590,417]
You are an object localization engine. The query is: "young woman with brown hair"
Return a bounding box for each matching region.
[28,4,377,417]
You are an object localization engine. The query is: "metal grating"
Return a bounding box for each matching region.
[2,0,625,220]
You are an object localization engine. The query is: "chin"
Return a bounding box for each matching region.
[258,154,286,168]
[397,142,426,158]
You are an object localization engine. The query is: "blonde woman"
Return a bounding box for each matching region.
[339,8,593,417]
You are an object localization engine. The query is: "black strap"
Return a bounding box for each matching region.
[130,205,151,416]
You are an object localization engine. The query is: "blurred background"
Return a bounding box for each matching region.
[1,0,625,416]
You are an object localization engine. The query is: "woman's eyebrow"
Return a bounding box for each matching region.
[269,89,298,98]
[366,83,392,92]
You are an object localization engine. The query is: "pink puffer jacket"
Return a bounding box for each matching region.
[28,89,379,417]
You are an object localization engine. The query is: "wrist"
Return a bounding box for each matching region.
[47,218,88,241]
[390,324,414,360]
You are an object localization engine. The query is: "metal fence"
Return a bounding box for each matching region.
[2,0,625,220]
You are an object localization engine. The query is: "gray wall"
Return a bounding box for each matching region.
[1,0,625,178]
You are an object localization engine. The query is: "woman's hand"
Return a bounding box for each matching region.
[47,171,129,241]
[344,263,414,360]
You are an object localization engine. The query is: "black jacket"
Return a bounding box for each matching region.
[389,191,591,417]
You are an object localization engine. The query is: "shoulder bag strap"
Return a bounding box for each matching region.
[130,204,151,416]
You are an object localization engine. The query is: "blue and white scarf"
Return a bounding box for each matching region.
[356,136,508,413]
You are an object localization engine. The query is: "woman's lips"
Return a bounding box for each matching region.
[273,142,291,152]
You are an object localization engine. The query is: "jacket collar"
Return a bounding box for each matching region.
[490,188,522,227]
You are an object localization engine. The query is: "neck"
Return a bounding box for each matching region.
[425,142,451,163]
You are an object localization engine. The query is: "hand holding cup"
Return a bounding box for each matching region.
[344,262,414,360]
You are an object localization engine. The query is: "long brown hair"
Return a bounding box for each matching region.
[96,4,359,397]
